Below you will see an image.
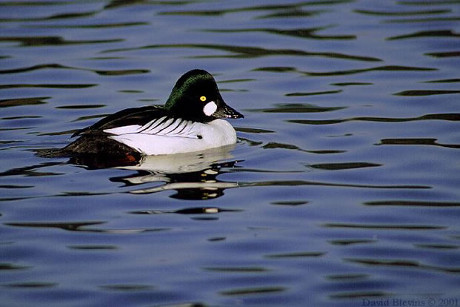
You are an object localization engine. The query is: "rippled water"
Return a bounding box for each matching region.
[1,1,459,306]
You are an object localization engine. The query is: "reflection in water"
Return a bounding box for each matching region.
[110,145,240,200]
[0,161,64,177]
[5,220,169,235]
[34,144,240,200]
[5,221,105,232]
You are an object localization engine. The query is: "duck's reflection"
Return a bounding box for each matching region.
[38,144,240,200]
[108,145,240,200]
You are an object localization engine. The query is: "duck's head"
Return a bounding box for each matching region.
[165,69,244,122]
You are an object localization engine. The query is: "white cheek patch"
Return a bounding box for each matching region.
[203,101,217,116]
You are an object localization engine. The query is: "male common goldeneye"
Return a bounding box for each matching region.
[60,69,243,158]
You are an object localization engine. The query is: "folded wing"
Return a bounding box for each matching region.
[104,116,200,139]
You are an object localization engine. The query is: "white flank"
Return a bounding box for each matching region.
[104,119,237,155]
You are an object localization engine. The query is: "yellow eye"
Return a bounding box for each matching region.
[200,96,207,102]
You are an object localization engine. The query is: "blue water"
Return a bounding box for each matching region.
[1,1,459,306]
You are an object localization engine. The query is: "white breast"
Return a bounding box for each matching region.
[104,119,237,155]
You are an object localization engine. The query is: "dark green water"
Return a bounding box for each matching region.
[1,1,459,306]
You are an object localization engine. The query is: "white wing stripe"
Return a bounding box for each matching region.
[165,119,182,135]
[175,120,188,134]
[138,119,159,133]
[156,118,179,134]
[138,117,167,134]
[103,125,142,135]
[139,116,168,133]
[104,116,200,139]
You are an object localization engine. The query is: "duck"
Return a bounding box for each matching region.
[60,69,244,159]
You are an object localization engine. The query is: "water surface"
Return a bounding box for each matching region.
[1,1,459,306]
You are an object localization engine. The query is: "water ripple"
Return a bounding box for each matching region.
[426,51,460,58]
[354,8,451,17]
[250,103,346,113]
[384,16,460,24]
[205,26,356,40]
[220,286,286,296]
[323,223,444,230]
[0,84,97,90]
[204,266,270,273]
[395,90,460,96]
[387,29,459,40]
[0,97,49,108]
[4,282,58,289]
[378,138,460,149]
[364,200,460,207]
[157,1,350,17]
[0,36,122,47]
[129,207,241,215]
[5,221,105,232]
[265,251,326,258]
[5,221,169,234]
[243,180,430,190]
[104,43,381,62]
[289,113,460,125]
[254,65,435,76]
[0,63,149,76]
[310,162,381,171]
[1,0,459,305]
[345,258,460,274]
